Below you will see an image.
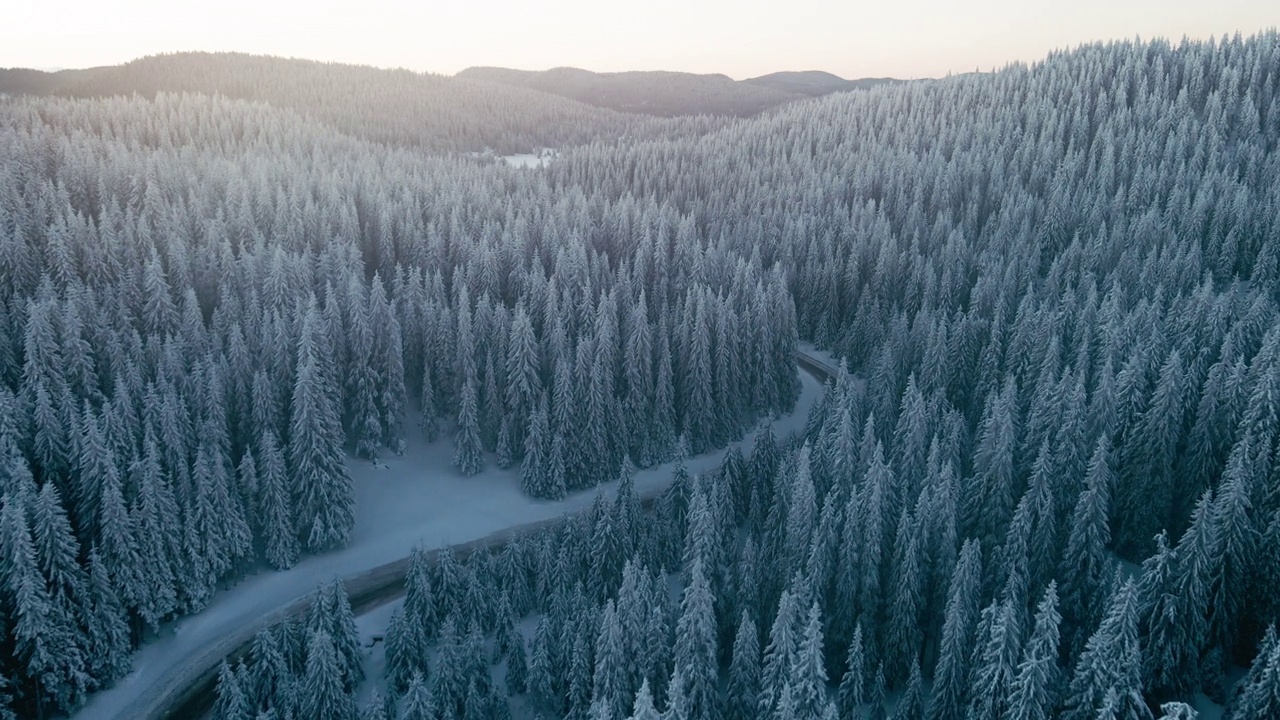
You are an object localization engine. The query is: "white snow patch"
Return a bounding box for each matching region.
[500,149,557,168]
[464,148,558,168]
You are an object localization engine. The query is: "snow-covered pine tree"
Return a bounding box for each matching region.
[628,678,661,720]
[1007,582,1062,720]
[721,610,759,720]
[1063,580,1152,720]
[1060,438,1113,654]
[789,602,831,720]
[289,298,354,551]
[927,539,982,720]
[835,622,866,719]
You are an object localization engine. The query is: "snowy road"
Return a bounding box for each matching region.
[73,348,839,720]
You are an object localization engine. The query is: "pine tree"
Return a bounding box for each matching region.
[369,273,406,451]
[506,632,528,696]
[1,492,90,714]
[419,363,440,441]
[247,626,294,715]
[73,400,116,541]
[1117,349,1186,553]
[30,480,91,625]
[725,611,761,720]
[0,673,15,720]
[401,670,435,720]
[289,298,354,552]
[595,600,630,720]
[214,661,252,720]
[784,443,817,569]
[1060,438,1113,653]
[759,588,801,716]
[506,303,541,446]
[28,381,69,487]
[892,659,925,720]
[682,294,714,453]
[192,437,251,581]
[97,452,145,616]
[616,559,652,702]
[1210,447,1261,660]
[868,663,888,720]
[964,383,1017,548]
[835,623,865,720]
[529,615,557,713]
[665,665,691,720]
[673,556,718,720]
[257,430,298,569]
[966,598,1022,720]
[299,629,356,720]
[1063,580,1152,720]
[1020,439,1060,594]
[628,679,662,720]
[856,443,890,627]
[86,548,132,685]
[589,697,614,720]
[431,615,465,714]
[652,323,677,460]
[252,369,282,444]
[1167,489,1219,689]
[347,282,381,459]
[1227,625,1278,719]
[454,369,484,476]
[927,539,982,720]
[1007,582,1062,720]
[142,248,179,337]
[1138,532,1183,695]
[325,581,365,690]
[522,393,561,498]
[790,602,831,720]
[362,690,389,720]
[592,495,626,600]
[129,434,180,628]
[624,294,654,466]
[646,585,674,705]
[885,507,924,684]
[568,621,594,720]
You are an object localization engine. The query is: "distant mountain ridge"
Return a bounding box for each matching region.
[0,53,698,153]
[743,70,899,97]
[0,55,902,125]
[458,65,900,117]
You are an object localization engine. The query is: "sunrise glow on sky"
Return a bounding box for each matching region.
[5,0,1278,78]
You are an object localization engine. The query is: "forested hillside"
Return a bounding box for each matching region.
[457,66,810,117]
[0,90,799,717]
[0,53,727,153]
[741,71,898,97]
[2,30,1280,720]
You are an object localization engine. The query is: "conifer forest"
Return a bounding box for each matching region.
[1,31,1280,720]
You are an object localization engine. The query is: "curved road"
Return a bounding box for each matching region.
[109,349,841,720]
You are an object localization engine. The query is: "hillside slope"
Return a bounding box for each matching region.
[0,53,714,153]
[743,69,899,96]
[457,65,807,117]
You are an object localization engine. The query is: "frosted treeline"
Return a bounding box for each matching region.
[224,33,1280,720]
[4,28,1280,720]
[0,93,798,716]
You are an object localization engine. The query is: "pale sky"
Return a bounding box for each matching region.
[4,0,1278,79]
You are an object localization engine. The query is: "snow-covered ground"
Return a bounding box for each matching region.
[75,358,827,720]
[500,148,558,168]
[464,148,557,168]
[500,153,551,169]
